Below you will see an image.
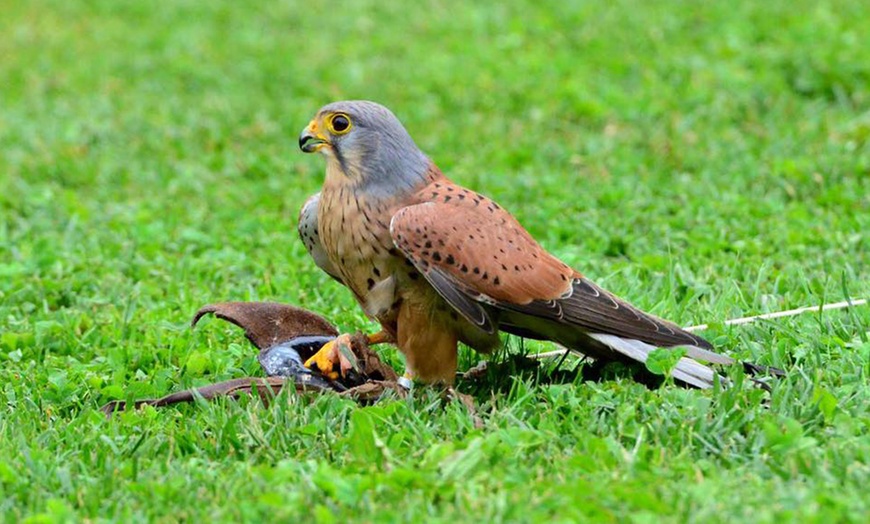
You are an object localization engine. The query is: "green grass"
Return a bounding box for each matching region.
[2,0,870,521]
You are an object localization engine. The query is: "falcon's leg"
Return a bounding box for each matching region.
[397,372,414,390]
[304,331,392,379]
[397,301,458,385]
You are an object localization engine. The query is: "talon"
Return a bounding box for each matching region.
[305,334,355,378]
[335,336,359,376]
[304,338,338,375]
[305,332,390,380]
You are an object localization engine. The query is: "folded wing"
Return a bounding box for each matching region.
[389,195,732,387]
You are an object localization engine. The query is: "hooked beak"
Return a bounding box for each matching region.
[299,120,328,153]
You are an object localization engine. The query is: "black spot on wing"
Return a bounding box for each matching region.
[390,208,496,334]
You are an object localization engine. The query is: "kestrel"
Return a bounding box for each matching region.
[297,100,736,388]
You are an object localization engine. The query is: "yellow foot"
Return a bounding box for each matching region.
[368,331,392,345]
[304,331,392,380]
[304,334,345,380]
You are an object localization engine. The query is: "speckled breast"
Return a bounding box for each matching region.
[317,183,404,306]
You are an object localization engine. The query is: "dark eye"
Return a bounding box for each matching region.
[330,114,351,134]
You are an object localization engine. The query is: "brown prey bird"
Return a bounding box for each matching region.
[297,100,739,388]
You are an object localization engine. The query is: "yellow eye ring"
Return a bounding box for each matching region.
[326,113,352,135]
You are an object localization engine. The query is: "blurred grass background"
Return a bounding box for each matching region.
[1,0,869,521]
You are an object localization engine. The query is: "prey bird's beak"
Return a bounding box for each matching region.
[299,121,328,153]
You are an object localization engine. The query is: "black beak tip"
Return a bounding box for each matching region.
[299,133,325,153]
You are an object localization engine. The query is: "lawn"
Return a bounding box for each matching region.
[2,0,870,521]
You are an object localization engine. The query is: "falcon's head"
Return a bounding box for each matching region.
[299,100,430,190]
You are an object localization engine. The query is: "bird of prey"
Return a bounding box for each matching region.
[297,100,736,388]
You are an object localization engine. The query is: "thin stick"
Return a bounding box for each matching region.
[682,298,867,332]
[528,298,868,360]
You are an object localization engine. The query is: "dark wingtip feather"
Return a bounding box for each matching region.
[742,361,785,392]
[742,361,786,378]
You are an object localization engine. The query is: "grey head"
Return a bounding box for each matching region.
[299,100,431,194]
